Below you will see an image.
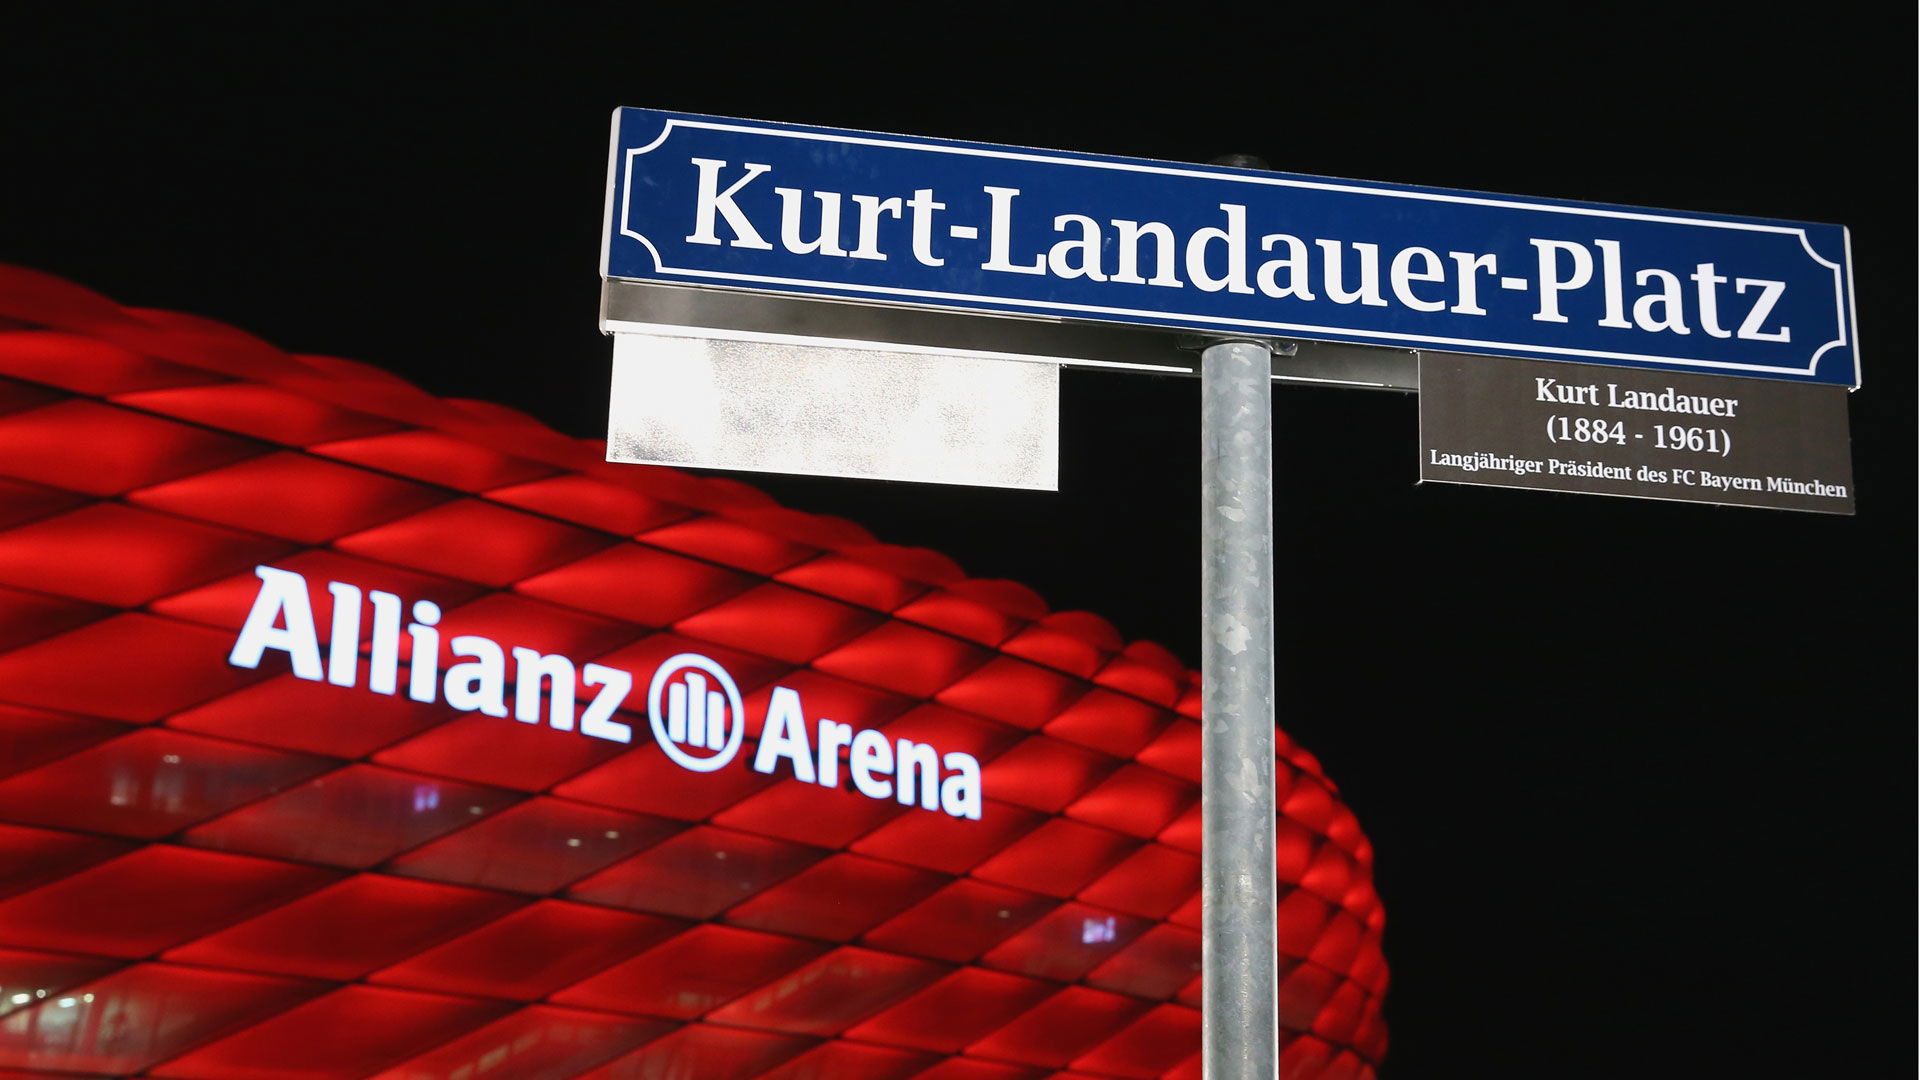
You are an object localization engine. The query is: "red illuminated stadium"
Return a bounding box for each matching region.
[0,265,1386,1079]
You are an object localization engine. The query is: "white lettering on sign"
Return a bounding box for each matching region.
[228,566,982,820]
[677,159,1801,345]
[1532,376,1742,417]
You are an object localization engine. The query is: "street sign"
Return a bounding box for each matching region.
[1419,354,1854,513]
[597,108,1868,1077]
[604,107,1859,387]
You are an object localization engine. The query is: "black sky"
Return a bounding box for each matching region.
[5,7,1914,1077]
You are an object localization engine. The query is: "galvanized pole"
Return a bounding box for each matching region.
[1200,338,1279,1079]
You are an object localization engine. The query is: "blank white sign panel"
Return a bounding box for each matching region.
[606,330,1060,490]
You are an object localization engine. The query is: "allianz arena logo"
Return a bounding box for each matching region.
[227,566,982,820]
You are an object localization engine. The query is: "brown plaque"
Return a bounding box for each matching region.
[1418,353,1854,514]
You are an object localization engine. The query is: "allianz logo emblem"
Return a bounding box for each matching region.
[648,654,744,772]
[228,567,982,820]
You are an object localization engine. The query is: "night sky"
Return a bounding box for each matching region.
[7,8,1913,1076]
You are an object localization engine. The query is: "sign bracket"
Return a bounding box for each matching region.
[603,278,1419,391]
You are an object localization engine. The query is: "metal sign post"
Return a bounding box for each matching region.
[1199,340,1280,1078]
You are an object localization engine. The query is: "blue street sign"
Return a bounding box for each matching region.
[603,108,1860,387]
